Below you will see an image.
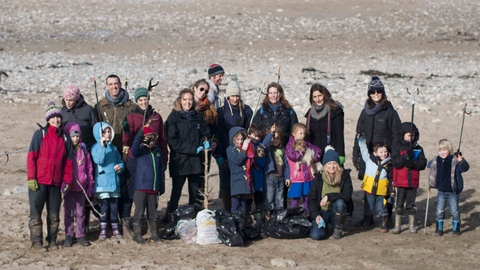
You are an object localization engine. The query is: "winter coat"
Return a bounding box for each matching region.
[265,146,291,180]
[94,90,136,153]
[285,136,321,183]
[63,122,94,193]
[27,124,73,186]
[165,101,210,176]
[227,127,254,196]
[131,132,165,194]
[91,122,124,197]
[428,155,469,194]
[307,169,354,219]
[215,98,253,159]
[391,123,427,188]
[359,137,392,196]
[122,106,168,165]
[252,103,298,147]
[353,100,401,180]
[305,104,345,158]
[251,133,273,192]
[61,94,99,149]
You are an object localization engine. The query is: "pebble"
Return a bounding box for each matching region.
[271,258,297,267]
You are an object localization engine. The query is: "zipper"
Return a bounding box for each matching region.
[150,150,157,190]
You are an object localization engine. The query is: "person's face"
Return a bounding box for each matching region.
[48,116,62,128]
[137,96,149,110]
[324,161,339,175]
[249,133,260,144]
[271,135,281,147]
[374,146,389,160]
[369,91,383,103]
[106,77,121,97]
[102,128,112,142]
[293,128,306,140]
[210,74,224,86]
[312,90,324,106]
[228,95,240,106]
[64,99,76,109]
[234,134,245,148]
[70,135,80,146]
[268,87,280,105]
[404,132,415,142]
[193,83,209,101]
[181,93,193,111]
[439,148,450,159]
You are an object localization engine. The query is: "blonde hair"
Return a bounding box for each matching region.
[438,139,454,155]
[292,123,308,136]
[322,164,343,187]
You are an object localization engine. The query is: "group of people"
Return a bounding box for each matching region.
[26,64,470,250]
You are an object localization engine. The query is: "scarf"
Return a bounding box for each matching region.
[245,142,256,191]
[321,173,341,210]
[105,89,129,106]
[310,103,330,120]
[180,109,196,121]
[269,103,281,113]
[198,98,218,125]
[364,100,382,116]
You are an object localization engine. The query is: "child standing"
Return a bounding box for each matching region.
[62,122,94,247]
[227,127,255,213]
[130,126,165,244]
[91,122,124,240]
[286,123,321,213]
[428,139,469,236]
[265,128,290,211]
[27,101,73,250]
[357,134,392,232]
[391,122,427,234]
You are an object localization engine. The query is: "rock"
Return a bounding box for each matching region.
[3,189,12,195]
[271,258,297,267]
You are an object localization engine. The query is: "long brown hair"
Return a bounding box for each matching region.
[309,83,339,109]
[174,88,197,110]
[261,82,292,109]
[366,94,388,108]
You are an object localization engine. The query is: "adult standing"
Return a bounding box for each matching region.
[165,88,211,218]
[121,87,168,229]
[61,84,99,150]
[215,81,253,211]
[305,83,345,165]
[206,63,225,109]
[193,79,218,141]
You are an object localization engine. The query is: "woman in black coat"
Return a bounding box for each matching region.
[165,88,210,216]
[305,83,345,165]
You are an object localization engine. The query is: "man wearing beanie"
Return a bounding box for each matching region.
[206,63,225,109]
[61,84,99,150]
[27,101,74,250]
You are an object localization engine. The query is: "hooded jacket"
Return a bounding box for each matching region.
[91,122,124,197]
[391,122,427,188]
[27,124,73,186]
[358,136,392,196]
[63,122,94,193]
[227,127,255,196]
[252,103,298,147]
[285,136,321,183]
[428,155,469,194]
[61,94,99,149]
[131,132,165,194]
[165,100,210,176]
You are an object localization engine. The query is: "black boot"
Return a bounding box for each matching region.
[63,235,73,247]
[132,219,147,244]
[149,221,163,242]
[122,217,133,237]
[332,212,347,239]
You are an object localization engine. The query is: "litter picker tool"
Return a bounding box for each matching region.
[424,187,430,234]
[93,77,102,122]
[142,78,159,128]
[406,88,419,148]
[1,148,29,163]
[457,103,471,156]
[277,66,281,83]
[248,82,267,133]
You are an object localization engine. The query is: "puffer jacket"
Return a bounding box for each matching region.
[428,155,469,194]
[27,124,73,186]
[285,136,321,183]
[252,103,298,147]
[131,132,165,194]
[61,94,99,149]
[165,100,210,176]
[359,137,392,196]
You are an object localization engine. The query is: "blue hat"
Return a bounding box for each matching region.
[322,146,340,165]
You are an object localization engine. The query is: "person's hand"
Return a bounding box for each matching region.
[63,184,70,194]
[406,149,414,159]
[211,141,217,152]
[285,179,291,187]
[196,146,204,154]
[339,156,345,166]
[357,131,364,140]
[315,215,324,227]
[203,140,211,150]
[121,118,130,134]
[457,152,463,162]
[137,129,144,137]
[405,159,415,169]
[100,137,106,146]
[242,138,251,151]
[387,192,395,205]
[122,146,129,155]
[216,156,224,166]
[114,164,121,172]
[320,195,328,208]
[27,179,38,191]
[270,124,276,134]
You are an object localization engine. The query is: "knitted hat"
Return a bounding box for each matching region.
[45,101,62,121]
[322,146,340,165]
[225,81,241,98]
[63,84,81,101]
[208,63,225,77]
[367,76,385,96]
[134,87,150,103]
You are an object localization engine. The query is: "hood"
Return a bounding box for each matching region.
[64,122,82,144]
[401,122,420,144]
[93,121,115,143]
[228,126,247,146]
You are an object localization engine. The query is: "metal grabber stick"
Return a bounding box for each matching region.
[424,187,430,234]
[457,103,471,156]
[406,88,419,148]
[248,82,267,133]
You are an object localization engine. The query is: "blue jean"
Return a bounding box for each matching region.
[100,198,119,223]
[310,199,346,240]
[365,193,388,217]
[265,175,285,210]
[436,191,460,222]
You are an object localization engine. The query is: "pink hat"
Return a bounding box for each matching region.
[63,84,81,101]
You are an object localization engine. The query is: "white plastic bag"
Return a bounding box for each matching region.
[176,219,197,244]
[196,209,222,245]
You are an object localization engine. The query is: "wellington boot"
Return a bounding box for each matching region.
[31,242,46,251]
[408,215,417,233]
[379,216,388,233]
[391,215,402,234]
[133,220,147,245]
[331,212,347,239]
[149,221,163,242]
[435,220,444,236]
[452,221,461,236]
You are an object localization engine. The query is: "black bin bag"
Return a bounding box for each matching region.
[262,207,312,239]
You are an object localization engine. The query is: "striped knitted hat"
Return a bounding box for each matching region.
[367,76,385,96]
[208,63,225,77]
[45,101,62,121]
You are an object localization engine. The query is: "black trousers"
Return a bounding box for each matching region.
[168,174,203,213]
[395,187,417,215]
[133,191,158,221]
[119,156,135,219]
[28,184,61,243]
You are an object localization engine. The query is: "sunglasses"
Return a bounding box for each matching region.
[199,87,209,94]
[369,91,382,95]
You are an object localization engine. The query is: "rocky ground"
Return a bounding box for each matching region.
[0,0,479,269]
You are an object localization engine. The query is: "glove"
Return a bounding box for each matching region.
[196,146,204,154]
[137,129,144,137]
[339,156,346,166]
[358,136,365,143]
[317,218,326,229]
[63,184,70,194]
[121,118,130,134]
[406,149,414,159]
[203,140,211,150]
[27,179,38,191]
[216,156,224,166]
[405,159,415,169]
